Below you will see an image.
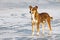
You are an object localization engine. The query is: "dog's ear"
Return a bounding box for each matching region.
[29,5,32,9]
[35,6,38,9]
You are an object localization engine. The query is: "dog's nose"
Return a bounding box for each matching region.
[29,11,31,13]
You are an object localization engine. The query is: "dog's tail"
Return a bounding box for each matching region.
[50,17,53,20]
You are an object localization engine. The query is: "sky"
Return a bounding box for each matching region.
[0,0,60,8]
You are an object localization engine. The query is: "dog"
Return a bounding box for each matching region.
[29,5,53,36]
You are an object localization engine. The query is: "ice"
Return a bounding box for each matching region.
[0,7,60,40]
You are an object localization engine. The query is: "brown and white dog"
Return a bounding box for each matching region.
[29,5,53,35]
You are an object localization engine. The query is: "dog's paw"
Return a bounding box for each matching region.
[37,32,39,36]
[32,32,34,36]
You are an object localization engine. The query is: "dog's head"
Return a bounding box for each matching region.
[29,5,38,14]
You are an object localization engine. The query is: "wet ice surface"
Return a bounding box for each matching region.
[0,8,60,40]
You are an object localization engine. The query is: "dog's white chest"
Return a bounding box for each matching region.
[32,14,38,23]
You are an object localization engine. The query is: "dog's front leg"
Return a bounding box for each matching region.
[37,22,40,36]
[32,21,35,36]
[42,22,45,34]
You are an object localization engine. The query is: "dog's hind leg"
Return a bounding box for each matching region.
[47,18,52,35]
[42,22,45,34]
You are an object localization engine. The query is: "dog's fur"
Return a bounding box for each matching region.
[29,5,53,35]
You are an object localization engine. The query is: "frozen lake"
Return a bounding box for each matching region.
[0,8,60,40]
